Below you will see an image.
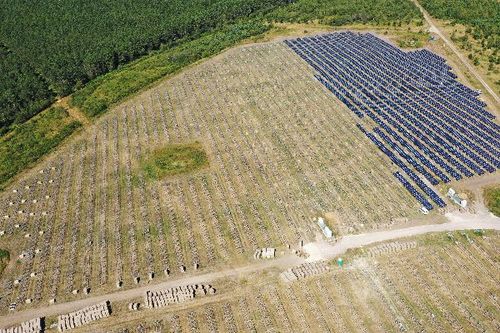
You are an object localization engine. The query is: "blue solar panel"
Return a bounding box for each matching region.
[286,32,499,210]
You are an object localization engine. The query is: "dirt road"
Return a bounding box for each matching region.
[412,0,499,106]
[1,209,498,328]
[304,209,499,261]
[0,255,303,328]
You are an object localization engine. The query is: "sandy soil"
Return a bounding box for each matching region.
[1,208,498,328]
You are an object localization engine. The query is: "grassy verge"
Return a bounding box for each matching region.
[140,142,209,181]
[483,185,500,217]
[397,30,430,48]
[71,21,270,117]
[0,249,9,278]
[0,106,81,188]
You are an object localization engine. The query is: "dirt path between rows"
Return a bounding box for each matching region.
[1,209,498,328]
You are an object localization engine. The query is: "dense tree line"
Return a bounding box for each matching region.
[0,44,54,134]
[266,0,421,26]
[0,0,289,95]
[0,0,422,134]
[0,0,290,133]
[421,0,499,51]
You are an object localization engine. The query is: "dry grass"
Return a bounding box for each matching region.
[483,185,500,217]
[65,231,500,333]
[0,39,419,312]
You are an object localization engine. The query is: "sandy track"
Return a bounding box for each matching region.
[412,0,499,106]
[0,255,303,328]
[304,209,499,261]
[1,209,498,328]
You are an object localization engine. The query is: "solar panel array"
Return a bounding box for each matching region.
[285,32,499,212]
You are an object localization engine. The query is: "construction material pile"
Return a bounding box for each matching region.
[57,301,110,331]
[145,284,215,309]
[280,261,329,282]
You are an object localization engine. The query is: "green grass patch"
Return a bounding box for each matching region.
[483,185,500,217]
[71,21,270,117]
[0,106,81,188]
[141,142,209,180]
[0,249,10,278]
[397,30,430,48]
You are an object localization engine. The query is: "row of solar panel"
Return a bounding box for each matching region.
[287,34,499,166]
[285,32,499,210]
[303,33,493,122]
[287,38,498,179]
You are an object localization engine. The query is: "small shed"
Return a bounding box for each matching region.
[317,217,333,238]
